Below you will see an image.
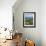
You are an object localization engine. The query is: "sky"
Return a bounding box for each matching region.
[24,13,34,18]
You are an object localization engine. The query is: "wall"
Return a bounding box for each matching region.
[13,0,41,46]
[0,0,17,38]
[0,0,17,30]
[0,0,46,46]
[41,0,46,46]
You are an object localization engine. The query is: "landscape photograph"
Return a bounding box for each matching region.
[24,13,33,26]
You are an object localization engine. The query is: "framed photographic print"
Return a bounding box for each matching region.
[23,12,36,28]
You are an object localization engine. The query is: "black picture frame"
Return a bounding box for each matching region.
[23,12,36,28]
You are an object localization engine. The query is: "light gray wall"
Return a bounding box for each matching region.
[41,0,46,46]
[0,0,17,38]
[0,0,17,29]
[13,0,41,46]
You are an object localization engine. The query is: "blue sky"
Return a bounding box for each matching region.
[24,13,33,18]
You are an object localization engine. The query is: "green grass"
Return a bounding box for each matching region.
[25,18,33,25]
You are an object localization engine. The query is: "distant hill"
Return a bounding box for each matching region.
[24,17,33,25]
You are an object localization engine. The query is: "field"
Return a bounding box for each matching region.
[24,17,33,25]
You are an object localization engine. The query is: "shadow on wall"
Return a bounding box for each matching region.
[12,0,41,46]
[23,32,41,46]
